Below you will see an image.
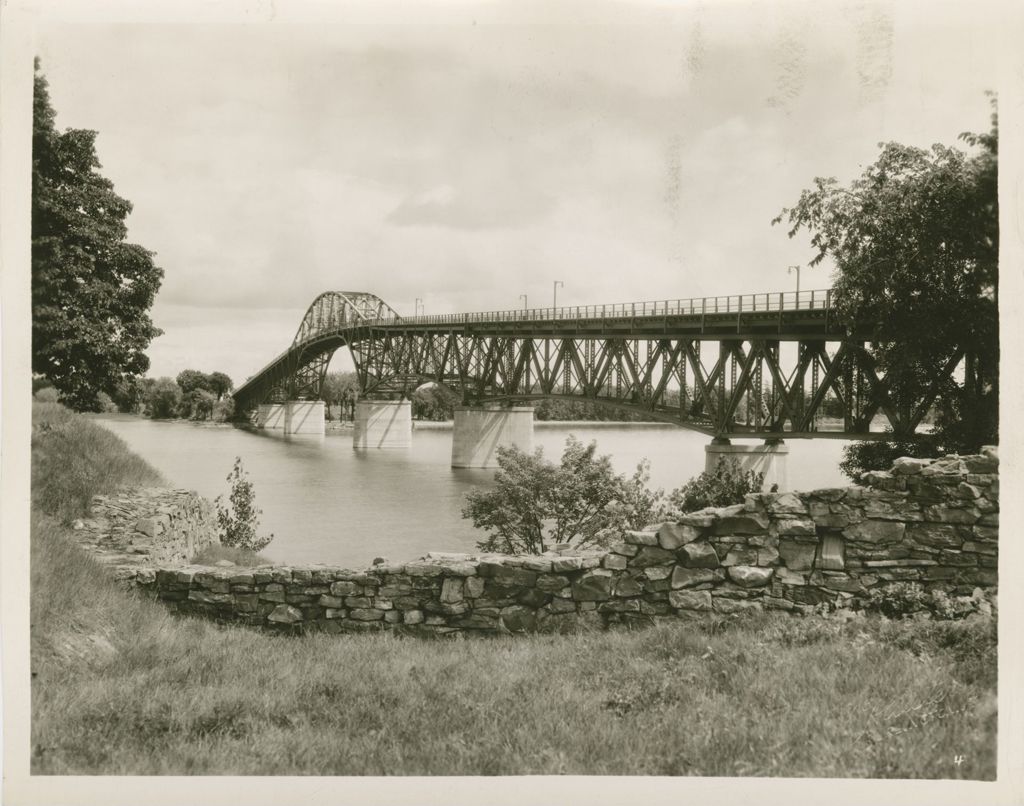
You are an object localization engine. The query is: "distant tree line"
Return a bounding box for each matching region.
[35,369,237,422]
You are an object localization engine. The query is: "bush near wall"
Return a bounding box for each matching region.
[80,448,997,637]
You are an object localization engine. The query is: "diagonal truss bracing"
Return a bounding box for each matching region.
[232,289,957,440]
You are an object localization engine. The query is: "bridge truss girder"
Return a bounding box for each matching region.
[340,330,956,439]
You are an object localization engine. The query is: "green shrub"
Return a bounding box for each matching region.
[664,457,763,515]
[863,582,990,620]
[215,457,273,552]
[839,438,938,481]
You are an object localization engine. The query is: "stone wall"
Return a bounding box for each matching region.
[72,488,218,575]
[114,449,998,635]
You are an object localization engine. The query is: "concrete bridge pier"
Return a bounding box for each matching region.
[705,438,789,492]
[256,401,325,436]
[353,400,412,449]
[452,405,534,469]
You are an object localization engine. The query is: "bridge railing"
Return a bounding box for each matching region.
[357,288,833,328]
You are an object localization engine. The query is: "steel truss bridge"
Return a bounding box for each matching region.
[232,289,956,439]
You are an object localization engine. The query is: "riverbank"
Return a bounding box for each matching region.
[29,402,998,777]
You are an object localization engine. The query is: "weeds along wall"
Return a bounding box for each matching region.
[90,449,999,635]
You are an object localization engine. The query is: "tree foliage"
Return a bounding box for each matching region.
[663,458,764,515]
[321,371,359,421]
[411,383,460,421]
[215,457,274,553]
[32,60,163,410]
[838,436,938,481]
[145,378,181,419]
[774,98,998,453]
[462,436,660,555]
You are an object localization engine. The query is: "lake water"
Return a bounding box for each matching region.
[94,415,851,569]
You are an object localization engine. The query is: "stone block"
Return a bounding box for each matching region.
[678,542,720,568]
[713,597,763,614]
[962,541,997,556]
[613,576,644,597]
[440,577,465,604]
[536,574,570,592]
[464,577,486,598]
[550,556,584,573]
[317,595,344,608]
[517,588,550,608]
[863,499,922,521]
[677,510,717,528]
[668,590,712,611]
[766,492,808,515]
[891,457,931,475]
[329,581,359,597]
[603,554,628,571]
[721,547,758,567]
[774,518,817,536]
[714,509,770,535]
[403,609,424,625]
[757,547,780,566]
[404,562,445,577]
[642,566,673,581]
[572,571,614,601]
[630,546,676,568]
[267,604,304,624]
[521,556,553,573]
[624,530,660,546]
[727,566,774,587]
[842,520,905,545]
[775,567,808,586]
[547,597,577,614]
[671,566,725,589]
[501,565,542,586]
[598,599,642,614]
[923,506,979,525]
[908,523,965,550]
[657,523,702,549]
[500,606,539,633]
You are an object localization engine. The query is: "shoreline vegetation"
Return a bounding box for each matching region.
[29,402,997,777]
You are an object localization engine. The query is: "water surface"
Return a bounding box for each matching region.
[95,416,850,569]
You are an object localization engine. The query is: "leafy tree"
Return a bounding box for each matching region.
[663,458,764,515]
[145,377,181,419]
[774,98,998,454]
[321,371,359,420]
[215,457,273,552]
[212,397,235,423]
[188,388,217,420]
[208,372,234,401]
[32,60,162,410]
[462,436,655,554]
[175,369,212,395]
[412,383,459,421]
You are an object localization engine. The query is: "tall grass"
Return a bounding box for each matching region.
[30,403,998,777]
[32,402,164,521]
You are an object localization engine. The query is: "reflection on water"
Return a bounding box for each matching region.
[94,416,850,569]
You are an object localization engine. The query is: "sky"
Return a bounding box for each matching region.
[33,1,1001,388]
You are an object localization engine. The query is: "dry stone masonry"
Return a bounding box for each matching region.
[71,488,218,577]
[79,448,997,636]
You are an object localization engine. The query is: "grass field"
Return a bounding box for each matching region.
[30,402,998,777]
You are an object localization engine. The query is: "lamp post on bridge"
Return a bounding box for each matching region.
[788,265,801,296]
[414,297,424,316]
[553,280,563,309]
[519,294,528,310]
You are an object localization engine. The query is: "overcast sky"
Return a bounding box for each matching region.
[35,1,999,386]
